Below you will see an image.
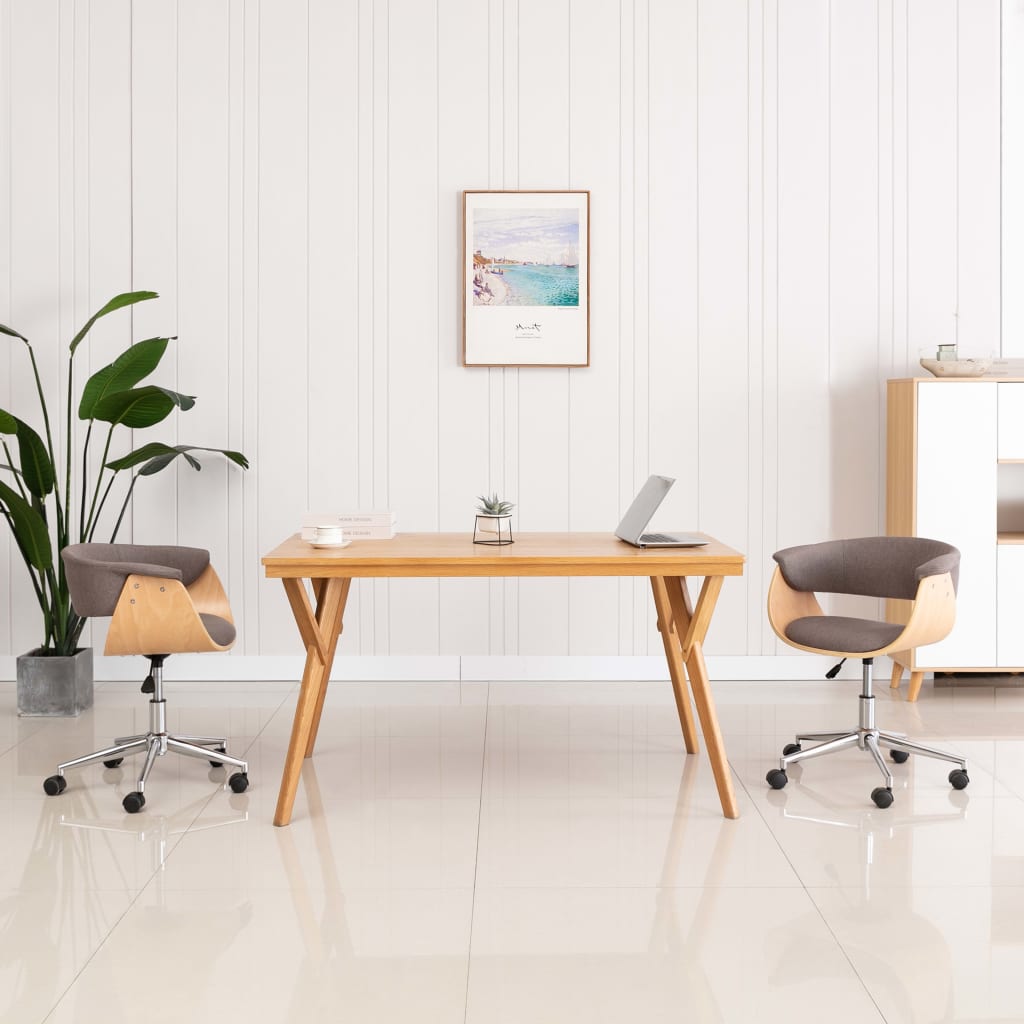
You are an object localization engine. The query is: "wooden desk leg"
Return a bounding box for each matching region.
[650,576,699,754]
[665,575,739,821]
[274,577,349,827]
[305,577,352,756]
[685,638,739,819]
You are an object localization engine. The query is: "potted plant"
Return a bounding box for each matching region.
[0,291,248,716]
[474,492,514,545]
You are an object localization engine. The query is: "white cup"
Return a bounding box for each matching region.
[312,524,345,545]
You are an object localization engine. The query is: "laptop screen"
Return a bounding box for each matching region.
[615,475,674,542]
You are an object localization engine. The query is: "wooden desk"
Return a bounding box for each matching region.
[262,532,745,825]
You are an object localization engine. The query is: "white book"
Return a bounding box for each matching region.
[300,523,397,541]
[304,509,395,524]
[344,525,398,539]
[301,511,396,540]
[299,516,395,540]
[335,511,396,525]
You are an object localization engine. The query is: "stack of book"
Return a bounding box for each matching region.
[301,510,397,541]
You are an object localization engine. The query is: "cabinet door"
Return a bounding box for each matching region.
[998,383,1024,460]
[915,382,997,668]
[998,545,1024,667]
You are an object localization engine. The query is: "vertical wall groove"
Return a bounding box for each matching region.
[0,0,1005,669]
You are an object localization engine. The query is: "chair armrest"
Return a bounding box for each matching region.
[104,572,236,655]
[766,565,824,641]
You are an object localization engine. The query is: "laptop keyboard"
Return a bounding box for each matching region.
[640,532,676,544]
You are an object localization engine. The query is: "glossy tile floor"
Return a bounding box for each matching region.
[2,673,1024,1023]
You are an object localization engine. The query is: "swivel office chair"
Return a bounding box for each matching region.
[765,536,968,809]
[43,544,250,814]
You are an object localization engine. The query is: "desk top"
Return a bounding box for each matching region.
[262,532,745,579]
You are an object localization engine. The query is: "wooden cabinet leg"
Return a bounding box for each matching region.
[890,662,903,691]
[907,670,925,702]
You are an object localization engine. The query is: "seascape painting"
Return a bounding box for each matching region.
[471,207,580,307]
[463,190,589,367]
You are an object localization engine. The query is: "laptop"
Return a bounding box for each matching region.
[615,475,707,548]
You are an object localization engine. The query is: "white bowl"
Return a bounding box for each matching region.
[920,357,991,378]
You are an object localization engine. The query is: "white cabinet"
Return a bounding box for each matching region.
[887,378,1022,672]
[997,545,1024,666]
[998,383,1024,460]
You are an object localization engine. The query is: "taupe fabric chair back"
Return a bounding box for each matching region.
[772,536,959,601]
[62,543,211,618]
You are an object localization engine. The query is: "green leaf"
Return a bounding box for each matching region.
[104,442,181,471]
[14,418,54,497]
[90,386,195,428]
[0,323,30,344]
[0,408,16,433]
[78,337,172,419]
[106,443,249,476]
[0,480,52,570]
[69,291,159,354]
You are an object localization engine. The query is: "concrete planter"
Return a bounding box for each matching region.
[17,647,94,717]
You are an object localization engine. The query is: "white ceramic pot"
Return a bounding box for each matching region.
[475,514,510,533]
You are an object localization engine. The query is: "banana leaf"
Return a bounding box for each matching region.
[78,337,173,419]
[107,443,250,476]
[69,291,158,354]
[0,480,52,570]
[91,386,196,428]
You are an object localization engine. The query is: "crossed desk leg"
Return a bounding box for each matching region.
[273,573,737,826]
[274,576,351,827]
[650,574,739,820]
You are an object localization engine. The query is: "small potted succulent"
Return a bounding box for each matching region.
[474,492,514,545]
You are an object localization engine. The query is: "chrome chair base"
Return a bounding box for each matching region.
[766,658,969,808]
[43,655,249,813]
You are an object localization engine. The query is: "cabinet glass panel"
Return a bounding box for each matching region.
[998,463,1024,541]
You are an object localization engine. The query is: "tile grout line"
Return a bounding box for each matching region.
[462,680,490,1024]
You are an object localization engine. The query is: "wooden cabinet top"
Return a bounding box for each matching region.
[889,377,1024,384]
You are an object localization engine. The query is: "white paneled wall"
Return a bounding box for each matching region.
[0,0,1003,679]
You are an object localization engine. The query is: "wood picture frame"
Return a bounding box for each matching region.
[462,189,590,367]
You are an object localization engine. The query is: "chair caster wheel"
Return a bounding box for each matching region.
[43,775,67,796]
[123,791,146,814]
[782,743,802,757]
[209,747,226,768]
[889,750,910,764]
[949,769,970,790]
[871,787,894,809]
[103,758,124,769]
[766,768,788,790]
[228,772,249,794]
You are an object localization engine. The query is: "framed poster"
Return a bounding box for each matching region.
[462,190,590,367]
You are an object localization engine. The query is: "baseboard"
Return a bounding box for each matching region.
[0,653,868,682]
[458,655,864,681]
